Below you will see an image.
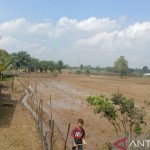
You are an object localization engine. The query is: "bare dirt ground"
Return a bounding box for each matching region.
[0,79,42,150]
[18,73,150,150]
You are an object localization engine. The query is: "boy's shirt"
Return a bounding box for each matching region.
[71,127,85,139]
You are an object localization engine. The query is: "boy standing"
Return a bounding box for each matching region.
[71,119,86,150]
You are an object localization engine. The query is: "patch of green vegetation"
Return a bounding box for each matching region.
[3,77,13,81]
[87,92,147,142]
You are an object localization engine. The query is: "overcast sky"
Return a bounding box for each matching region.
[0,0,150,68]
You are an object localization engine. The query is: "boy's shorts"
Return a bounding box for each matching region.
[72,139,83,150]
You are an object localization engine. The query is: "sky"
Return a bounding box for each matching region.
[0,0,150,68]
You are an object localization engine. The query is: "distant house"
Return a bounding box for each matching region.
[143,73,150,77]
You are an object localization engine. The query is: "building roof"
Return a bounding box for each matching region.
[143,73,150,76]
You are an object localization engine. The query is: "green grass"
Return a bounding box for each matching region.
[2,77,13,81]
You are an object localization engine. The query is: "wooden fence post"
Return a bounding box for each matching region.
[0,72,2,100]
[64,123,71,150]
[49,94,52,120]
[27,77,29,88]
[40,99,44,142]
[11,75,14,92]
[50,120,54,150]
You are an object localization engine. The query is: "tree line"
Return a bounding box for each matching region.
[77,56,150,77]
[0,49,149,76]
[0,49,65,73]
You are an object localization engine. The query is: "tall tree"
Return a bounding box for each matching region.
[57,60,64,73]
[114,56,128,76]
[11,51,31,69]
[80,64,84,71]
[28,57,40,72]
[142,66,148,73]
[0,49,11,69]
[49,61,57,73]
[39,60,50,73]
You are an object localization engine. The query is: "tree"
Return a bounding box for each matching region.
[80,64,84,71]
[105,67,115,73]
[87,94,119,138]
[49,61,57,73]
[114,56,128,76]
[0,62,3,72]
[96,66,101,72]
[0,49,11,69]
[87,93,146,142]
[28,57,40,72]
[57,60,64,73]
[142,66,148,73]
[11,51,31,69]
[111,93,146,140]
[39,60,50,73]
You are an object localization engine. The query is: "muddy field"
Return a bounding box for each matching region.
[19,73,150,150]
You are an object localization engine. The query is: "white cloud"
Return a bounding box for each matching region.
[76,17,120,32]
[75,22,150,53]
[0,18,27,31]
[58,17,77,27]
[0,17,150,68]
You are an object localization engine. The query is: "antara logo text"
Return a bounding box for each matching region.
[113,137,150,150]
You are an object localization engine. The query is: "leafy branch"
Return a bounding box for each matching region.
[87,92,147,141]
